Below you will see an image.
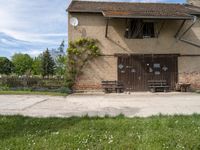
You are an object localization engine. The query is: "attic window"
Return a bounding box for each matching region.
[143,22,155,38]
[125,19,155,39]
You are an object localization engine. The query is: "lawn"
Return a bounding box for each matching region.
[0,115,200,150]
[0,90,68,96]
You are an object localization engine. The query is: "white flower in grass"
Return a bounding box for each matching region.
[108,135,114,144]
[108,140,113,144]
[52,131,59,135]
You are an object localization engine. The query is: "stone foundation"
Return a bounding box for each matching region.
[74,83,102,91]
[74,73,200,91]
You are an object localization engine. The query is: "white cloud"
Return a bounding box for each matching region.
[1,29,66,44]
[0,0,68,57]
[0,0,67,37]
[0,0,185,57]
[21,50,43,57]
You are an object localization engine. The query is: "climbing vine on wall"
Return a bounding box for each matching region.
[66,38,101,88]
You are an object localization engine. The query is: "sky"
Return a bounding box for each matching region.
[0,0,186,58]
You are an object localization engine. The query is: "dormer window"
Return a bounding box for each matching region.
[125,19,155,39]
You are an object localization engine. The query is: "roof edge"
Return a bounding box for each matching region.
[67,0,186,12]
[69,0,184,5]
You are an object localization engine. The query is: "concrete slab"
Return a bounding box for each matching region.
[0,95,47,110]
[0,93,200,117]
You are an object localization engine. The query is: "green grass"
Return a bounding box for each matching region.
[0,90,68,96]
[1,115,200,149]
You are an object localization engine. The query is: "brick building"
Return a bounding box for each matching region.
[67,0,200,91]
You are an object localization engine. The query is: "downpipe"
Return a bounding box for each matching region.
[178,16,200,48]
[178,16,197,40]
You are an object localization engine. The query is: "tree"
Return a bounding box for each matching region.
[0,57,14,75]
[55,55,67,76]
[58,40,65,54]
[12,53,33,75]
[55,40,66,76]
[41,49,55,77]
[32,55,42,75]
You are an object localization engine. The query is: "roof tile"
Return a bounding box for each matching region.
[68,1,200,19]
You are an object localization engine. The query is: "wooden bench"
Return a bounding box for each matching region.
[176,83,191,92]
[101,81,124,93]
[148,80,170,92]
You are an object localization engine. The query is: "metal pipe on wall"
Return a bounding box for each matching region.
[178,16,200,48]
[178,16,197,40]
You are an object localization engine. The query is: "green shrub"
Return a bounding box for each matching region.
[0,76,67,92]
[59,87,72,94]
[0,85,10,91]
[66,38,101,89]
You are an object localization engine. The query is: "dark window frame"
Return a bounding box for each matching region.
[125,19,155,39]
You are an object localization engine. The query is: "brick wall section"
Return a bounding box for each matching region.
[179,73,200,89]
[188,0,200,6]
[178,57,200,90]
[181,0,200,90]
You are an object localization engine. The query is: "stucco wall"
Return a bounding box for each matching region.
[74,56,117,90]
[68,13,200,90]
[188,0,200,6]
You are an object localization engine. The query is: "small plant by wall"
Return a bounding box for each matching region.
[66,38,101,89]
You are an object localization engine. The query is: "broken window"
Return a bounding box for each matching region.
[125,19,155,39]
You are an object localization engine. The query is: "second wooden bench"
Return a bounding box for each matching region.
[148,80,170,92]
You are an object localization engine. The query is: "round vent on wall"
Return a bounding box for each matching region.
[70,17,79,27]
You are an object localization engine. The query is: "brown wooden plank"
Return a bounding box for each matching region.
[117,54,178,91]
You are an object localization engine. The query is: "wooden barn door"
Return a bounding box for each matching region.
[118,55,178,91]
[118,55,145,91]
[144,55,178,90]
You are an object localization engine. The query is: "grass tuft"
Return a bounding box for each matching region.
[0,90,68,96]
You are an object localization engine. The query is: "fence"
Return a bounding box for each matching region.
[0,76,66,90]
